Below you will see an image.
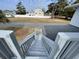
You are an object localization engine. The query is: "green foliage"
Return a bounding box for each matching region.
[46,0,68,15]
[0,10,9,23]
[45,3,58,15]
[74,0,79,3]
[16,2,26,15]
[0,10,5,18]
[57,0,68,15]
[64,7,75,20]
[46,0,75,19]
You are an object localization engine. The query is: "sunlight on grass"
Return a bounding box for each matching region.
[8,17,70,24]
[0,17,70,42]
[0,27,35,42]
[15,27,34,42]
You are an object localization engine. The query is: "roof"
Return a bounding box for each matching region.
[65,3,79,9]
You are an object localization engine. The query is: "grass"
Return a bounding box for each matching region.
[0,17,70,42]
[15,27,34,42]
[8,17,70,24]
[0,27,34,42]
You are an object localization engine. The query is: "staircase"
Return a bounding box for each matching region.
[25,40,48,59]
[20,32,58,59]
[25,33,48,59]
[27,39,48,56]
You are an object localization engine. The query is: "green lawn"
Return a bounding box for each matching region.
[0,17,70,42]
[0,27,34,42]
[8,17,70,24]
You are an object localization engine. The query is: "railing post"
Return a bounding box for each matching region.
[0,30,22,59]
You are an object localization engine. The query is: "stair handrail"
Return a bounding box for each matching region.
[19,32,36,46]
[42,34,59,59]
[42,35,58,48]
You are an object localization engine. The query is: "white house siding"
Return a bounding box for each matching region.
[34,9,44,16]
[5,14,12,17]
[14,15,50,18]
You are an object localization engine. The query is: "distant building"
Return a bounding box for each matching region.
[26,9,44,16]
[34,9,44,16]
[3,10,15,17]
[27,12,34,16]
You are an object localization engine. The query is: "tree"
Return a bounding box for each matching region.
[46,0,75,19]
[46,3,58,16]
[56,0,75,20]
[74,0,79,3]
[0,10,9,23]
[0,10,5,18]
[16,2,26,15]
[57,0,68,15]
[64,7,75,20]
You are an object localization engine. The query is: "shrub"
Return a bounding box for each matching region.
[0,10,9,23]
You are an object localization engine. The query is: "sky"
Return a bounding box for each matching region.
[0,0,58,11]
[0,0,76,11]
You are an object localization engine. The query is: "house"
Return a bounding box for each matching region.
[34,9,44,16]
[3,10,15,17]
[0,3,79,59]
[26,9,44,16]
